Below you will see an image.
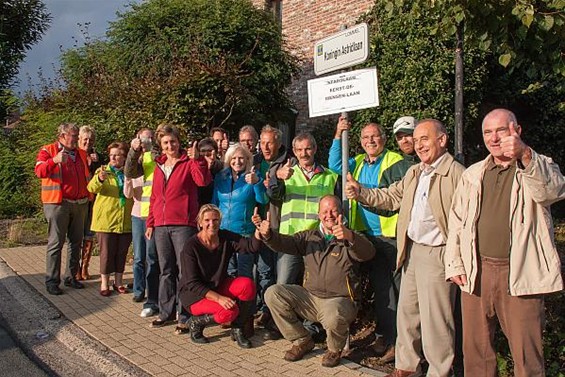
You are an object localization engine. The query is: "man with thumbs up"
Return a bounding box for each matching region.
[445,109,565,377]
[254,195,375,368]
[346,119,464,377]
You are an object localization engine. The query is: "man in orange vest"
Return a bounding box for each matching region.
[35,123,91,295]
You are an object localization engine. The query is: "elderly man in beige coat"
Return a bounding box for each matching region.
[445,108,565,377]
[346,119,464,377]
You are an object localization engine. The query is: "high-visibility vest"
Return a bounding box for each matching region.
[139,151,156,218]
[350,151,403,237]
[38,143,90,204]
[279,166,338,235]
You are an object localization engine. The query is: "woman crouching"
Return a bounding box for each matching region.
[179,204,261,348]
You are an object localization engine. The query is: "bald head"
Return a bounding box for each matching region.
[413,119,448,165]
[482,109,518,131]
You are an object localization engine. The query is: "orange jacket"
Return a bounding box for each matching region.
[35,142,90,204]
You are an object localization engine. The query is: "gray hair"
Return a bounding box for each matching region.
[292,132,317,150]
[416,119,447,135]
[79,125,95,138]
[224,143,253,173]
[57,123,79,137]
[481,109,518,131]
[361,123,387,142]
[239,125,258,142]
[260,124,282,143]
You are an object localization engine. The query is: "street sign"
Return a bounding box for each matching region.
[314,23,369,76]
[307,67,379,118]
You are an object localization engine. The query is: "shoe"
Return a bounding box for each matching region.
[112,284,128,294]
[385,369,418,377]
[262,328,282,340]
[140,308,157,318]
[231,327,252,348]
[174,323,190,335]
[321,350,341,368]
[100,289,112,297]
[46,285,63,295]
[372,336,388,356]
[132,295,145,302]
[379,345,395,364]
[64,278,84,289]
[284,337,315,362]
[151,318,172,328]
[255,311,272,327]
[188,314,215,344]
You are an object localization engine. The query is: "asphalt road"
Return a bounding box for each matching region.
[0,320,48,377]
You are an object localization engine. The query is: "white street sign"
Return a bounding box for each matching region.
[307,67,379,118]
[314,23,369,76]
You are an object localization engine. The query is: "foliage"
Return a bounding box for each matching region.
[55,0,299,140]
[0,0,50,115]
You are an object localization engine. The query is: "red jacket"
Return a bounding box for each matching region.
[146,151,212,228]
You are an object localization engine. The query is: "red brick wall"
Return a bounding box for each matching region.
[252,0,374,131]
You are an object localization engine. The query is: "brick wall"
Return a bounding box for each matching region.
[252,0,374,131]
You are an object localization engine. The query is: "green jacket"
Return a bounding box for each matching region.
[88,167,133,234]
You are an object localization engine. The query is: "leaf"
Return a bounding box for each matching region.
[499,53,512,67]
[455,11,465,24]
[522,13,534,28]
[542,15,555,31]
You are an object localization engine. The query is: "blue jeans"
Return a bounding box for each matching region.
[276,252,304,285]
[154,225,196,324]
[256,244,276,313]
[227,253,255,279]
[132,216,159,311]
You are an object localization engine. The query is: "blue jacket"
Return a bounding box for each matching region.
[212,168,268,235]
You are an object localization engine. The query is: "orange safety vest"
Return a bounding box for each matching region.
[38,143,90,204]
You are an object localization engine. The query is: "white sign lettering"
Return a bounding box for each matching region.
[314,23,369,76]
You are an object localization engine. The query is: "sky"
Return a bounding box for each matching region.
[13,0,138,95]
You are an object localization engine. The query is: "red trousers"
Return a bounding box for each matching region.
[190,277,255,324]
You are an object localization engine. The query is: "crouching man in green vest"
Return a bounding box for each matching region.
[254,195,375,367]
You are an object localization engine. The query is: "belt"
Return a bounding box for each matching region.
[63,197,89,204]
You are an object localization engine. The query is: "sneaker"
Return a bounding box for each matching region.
[140,308,157,318]
[132,295,145,303]
[321,350,341,368]
[284,337,315,362]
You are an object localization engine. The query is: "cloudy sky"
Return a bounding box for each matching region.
[14,0,139,94]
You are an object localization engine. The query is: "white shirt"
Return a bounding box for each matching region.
[407,153,446,246]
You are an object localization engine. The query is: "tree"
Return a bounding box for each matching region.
[0,0,50,89]
[55,0,299,141]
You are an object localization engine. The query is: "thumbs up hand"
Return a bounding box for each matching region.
[500,122,528,161]
[254,209,271,239]
[188,141,199,160]
[276,158,294,180]
[331,214,353,242]
[345,172,361,199]
[263,171,270,188]
[245,166,259,185]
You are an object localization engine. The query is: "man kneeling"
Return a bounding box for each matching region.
[253,195,375,367]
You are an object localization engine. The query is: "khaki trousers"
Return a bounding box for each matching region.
[395,242,455,377]
[265,284,357,352]
[461,256,545,377]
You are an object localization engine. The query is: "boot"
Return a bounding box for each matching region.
[231,300,254,348]
[188,314,215,344]
[81,239,93,280]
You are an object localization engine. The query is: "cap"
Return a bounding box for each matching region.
[392,116,416,135]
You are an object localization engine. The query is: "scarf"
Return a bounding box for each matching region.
[109,165,126,207]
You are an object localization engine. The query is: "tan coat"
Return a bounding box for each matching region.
[445,150,565,296]
[358,152,465,269]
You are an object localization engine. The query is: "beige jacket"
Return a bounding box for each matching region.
[358,152,465,269]
[445,150,565,296]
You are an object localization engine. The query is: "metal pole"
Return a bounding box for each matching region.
[454,20,465,165]
[339,24,350,221]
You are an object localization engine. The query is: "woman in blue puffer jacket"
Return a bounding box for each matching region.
[213,143,268,279]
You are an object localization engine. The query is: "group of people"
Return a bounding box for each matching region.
[34,107,564,375]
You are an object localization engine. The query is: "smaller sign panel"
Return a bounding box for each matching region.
[314,23,369,76]
[308,67,379,118]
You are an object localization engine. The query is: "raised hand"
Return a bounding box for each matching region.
[276,158,294,180]
[98,165,108,181]
[245,166,259,185]
[345,172,361,199]
[131,137,142,152]
[251,207,262,228]
[263,171,270,188]
[335,115,351,138]
[331,214,352,242]
[257,211,271,238]
[188,140,199,160]
[52,150,68,164]
[500,123,528,161]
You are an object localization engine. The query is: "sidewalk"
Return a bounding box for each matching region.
[0,246,383,377]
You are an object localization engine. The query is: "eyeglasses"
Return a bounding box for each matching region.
[361,134,383,141]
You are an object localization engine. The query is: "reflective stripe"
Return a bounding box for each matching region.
[41,185,60,191]
[285,193,320,203]
[35,161,46,166]
[140,197,151,202]
[143,180,153,187]
[49,173,62,180]
[280,212,319,223]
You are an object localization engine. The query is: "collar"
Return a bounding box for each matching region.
[419,152,448,174]
[299,162,324,175]
[485,157,515,172]
[363,151,385,165]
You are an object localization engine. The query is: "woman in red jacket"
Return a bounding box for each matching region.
[145,124,212,333]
